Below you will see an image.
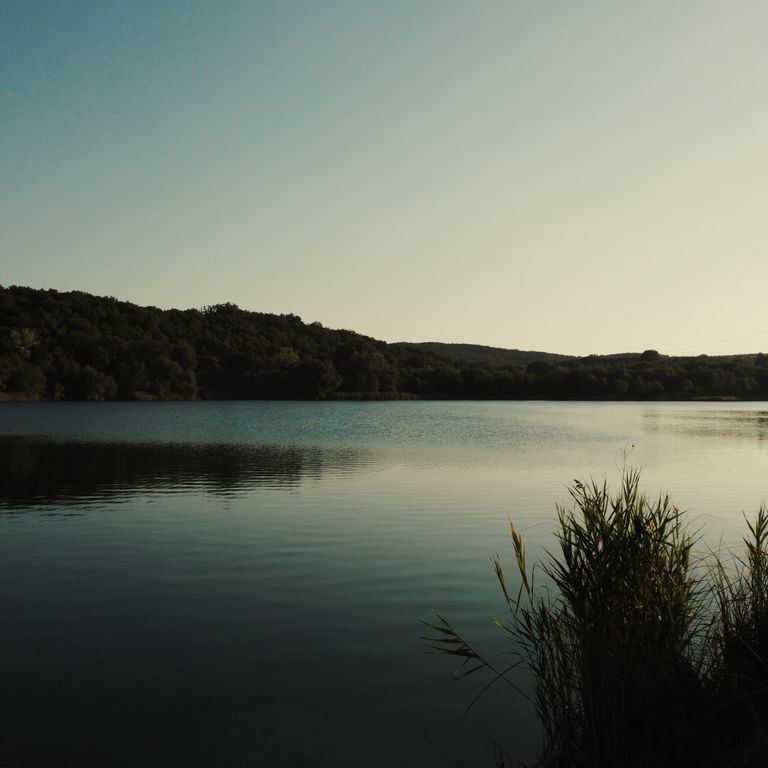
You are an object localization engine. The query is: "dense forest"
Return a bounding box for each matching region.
[2,285,768,401]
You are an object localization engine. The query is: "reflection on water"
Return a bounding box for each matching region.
[644,407,768,442]
[0,437,372,510]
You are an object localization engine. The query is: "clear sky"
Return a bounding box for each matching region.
[2,1,767,356]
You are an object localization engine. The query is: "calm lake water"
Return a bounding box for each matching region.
[2,401,768,767]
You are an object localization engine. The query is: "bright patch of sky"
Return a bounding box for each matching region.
[3,1,767,355]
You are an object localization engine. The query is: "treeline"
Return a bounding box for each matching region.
[2,285,768,401]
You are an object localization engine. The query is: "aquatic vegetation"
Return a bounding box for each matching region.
[426,470,768,767]
[716,505,768,683]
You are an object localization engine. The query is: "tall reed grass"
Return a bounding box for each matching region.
[425,470,768,767]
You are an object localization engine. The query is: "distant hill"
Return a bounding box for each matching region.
[394,341,572,368]
[2,285,767,401]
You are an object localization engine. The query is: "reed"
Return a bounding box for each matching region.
[716,505,768,680]
[711,504,768,762]
[425,470,768,767]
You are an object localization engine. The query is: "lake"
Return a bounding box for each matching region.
[2,401,768,767]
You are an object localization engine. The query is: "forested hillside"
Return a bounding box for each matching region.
[394,341,572,367]
[1,286,767,401]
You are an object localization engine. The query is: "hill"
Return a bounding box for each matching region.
[1,285,767,401]
[394,341,572,368]
[0,285,464,401]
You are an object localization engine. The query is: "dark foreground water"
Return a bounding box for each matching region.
[2,401,768,767]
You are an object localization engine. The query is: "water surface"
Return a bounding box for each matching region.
[2,401,767,767]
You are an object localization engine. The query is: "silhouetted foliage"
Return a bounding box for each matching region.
[1,285,767,401]
[395,341,571,368]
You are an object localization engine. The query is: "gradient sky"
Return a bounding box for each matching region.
[3,2,767,355]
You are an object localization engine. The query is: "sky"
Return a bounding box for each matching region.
[2,1,768,356]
